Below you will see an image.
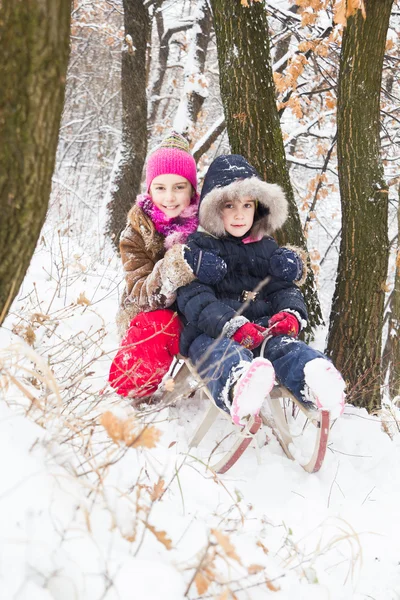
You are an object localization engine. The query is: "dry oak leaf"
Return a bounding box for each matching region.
[144,522,172,550]
[212,529,241,563]
[76,292,91,305]
[30,312,50,325]
[334,0,366,25]
[101,411,125,443]
[150,477,165,501]
[266,579,281,592]
[127,425,162,448]
[100,412,161,448]
[248,564,265,574]
[23,325,36,346]
[194,571,211,595]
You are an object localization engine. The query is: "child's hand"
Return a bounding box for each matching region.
[184,246,227,285]
[269,248,303,282]
[232,323,267,349]
[268,312,299,337]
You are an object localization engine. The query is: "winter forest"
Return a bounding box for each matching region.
[2,0,400,598]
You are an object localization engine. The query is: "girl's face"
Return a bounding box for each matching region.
[222,197,256,237]
[149,174,192,218]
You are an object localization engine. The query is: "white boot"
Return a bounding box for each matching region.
[303,358,346,419]
[230,358,276,426]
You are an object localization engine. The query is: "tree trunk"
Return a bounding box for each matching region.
[105,0,150,248]
[185,1,213,136]
[173,0,213,140]
[0,0,71,326]
[382,189,400,400]
[327,0,393,411]
[210,0,322,334]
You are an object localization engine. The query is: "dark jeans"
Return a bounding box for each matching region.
[188,334,327,411]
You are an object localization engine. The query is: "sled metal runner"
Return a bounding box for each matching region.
[170,359,330,475]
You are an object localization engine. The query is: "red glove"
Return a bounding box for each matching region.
[232,323,267,350]
[268,311,299,337]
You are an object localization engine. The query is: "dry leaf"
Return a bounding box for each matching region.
[100,411,125,443]
[144,522,172,550]
[217,590,230,600]
[194,571,211,595]
[30,312,50,324]
[298,40,313,53]
[334,0,366,25]
[266,580,281,592]
[24,325,36,346]
[128,425,162,448]
[76,292,91,305]
[151,478,165,501]
[257,540,269,554]
[168,441,177,448]
[101,412,161,449]
[212,529,241,563]
[248,564,265,574]
[164,377,175,392]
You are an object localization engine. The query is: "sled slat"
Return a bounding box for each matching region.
[189,401,220,448]
[179,359,331,474]
[211,415,262,474]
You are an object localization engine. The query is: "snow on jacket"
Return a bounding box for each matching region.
[116,204,195,336]
[177,154,308,356]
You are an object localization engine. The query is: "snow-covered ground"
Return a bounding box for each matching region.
[1,215,400,600]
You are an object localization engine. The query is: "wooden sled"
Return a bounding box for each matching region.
[166,358,330,475]
[262,386,330,474]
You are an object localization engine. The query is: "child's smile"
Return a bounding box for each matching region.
[150,174,192,217]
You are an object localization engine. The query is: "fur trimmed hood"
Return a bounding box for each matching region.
[199,155,288,239]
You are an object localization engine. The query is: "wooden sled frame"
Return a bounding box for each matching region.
[169,358,330,475]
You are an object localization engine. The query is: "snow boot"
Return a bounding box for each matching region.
[303,358,345,419]
[230,357,276,426]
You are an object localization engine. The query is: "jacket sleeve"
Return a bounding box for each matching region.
[177,280,245,339]
[120,225,196,312]
[269,245,308,285]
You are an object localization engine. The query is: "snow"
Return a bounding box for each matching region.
[2,220,400,600]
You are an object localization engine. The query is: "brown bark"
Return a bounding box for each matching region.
[184,1,213,138]
[382,191,400,400]
[327,0,394,410]
[105,0,150,248]
[0,0,71,325]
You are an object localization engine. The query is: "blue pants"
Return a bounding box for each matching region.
[188,334,327,411]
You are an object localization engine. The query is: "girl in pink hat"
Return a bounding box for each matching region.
[108,132,227,403]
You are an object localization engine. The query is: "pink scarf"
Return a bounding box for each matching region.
[136,193,199,249]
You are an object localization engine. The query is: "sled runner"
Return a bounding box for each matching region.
[164,358,330,475]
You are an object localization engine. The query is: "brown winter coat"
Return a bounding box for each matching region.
[116,204,195,335]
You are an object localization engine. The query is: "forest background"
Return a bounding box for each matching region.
[1,0,400,598]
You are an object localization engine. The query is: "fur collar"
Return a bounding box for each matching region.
[199,177,287,239]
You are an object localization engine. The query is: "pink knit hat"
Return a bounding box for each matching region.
[146,131,197,192]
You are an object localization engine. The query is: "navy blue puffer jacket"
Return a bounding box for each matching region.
[177,231,308,356]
